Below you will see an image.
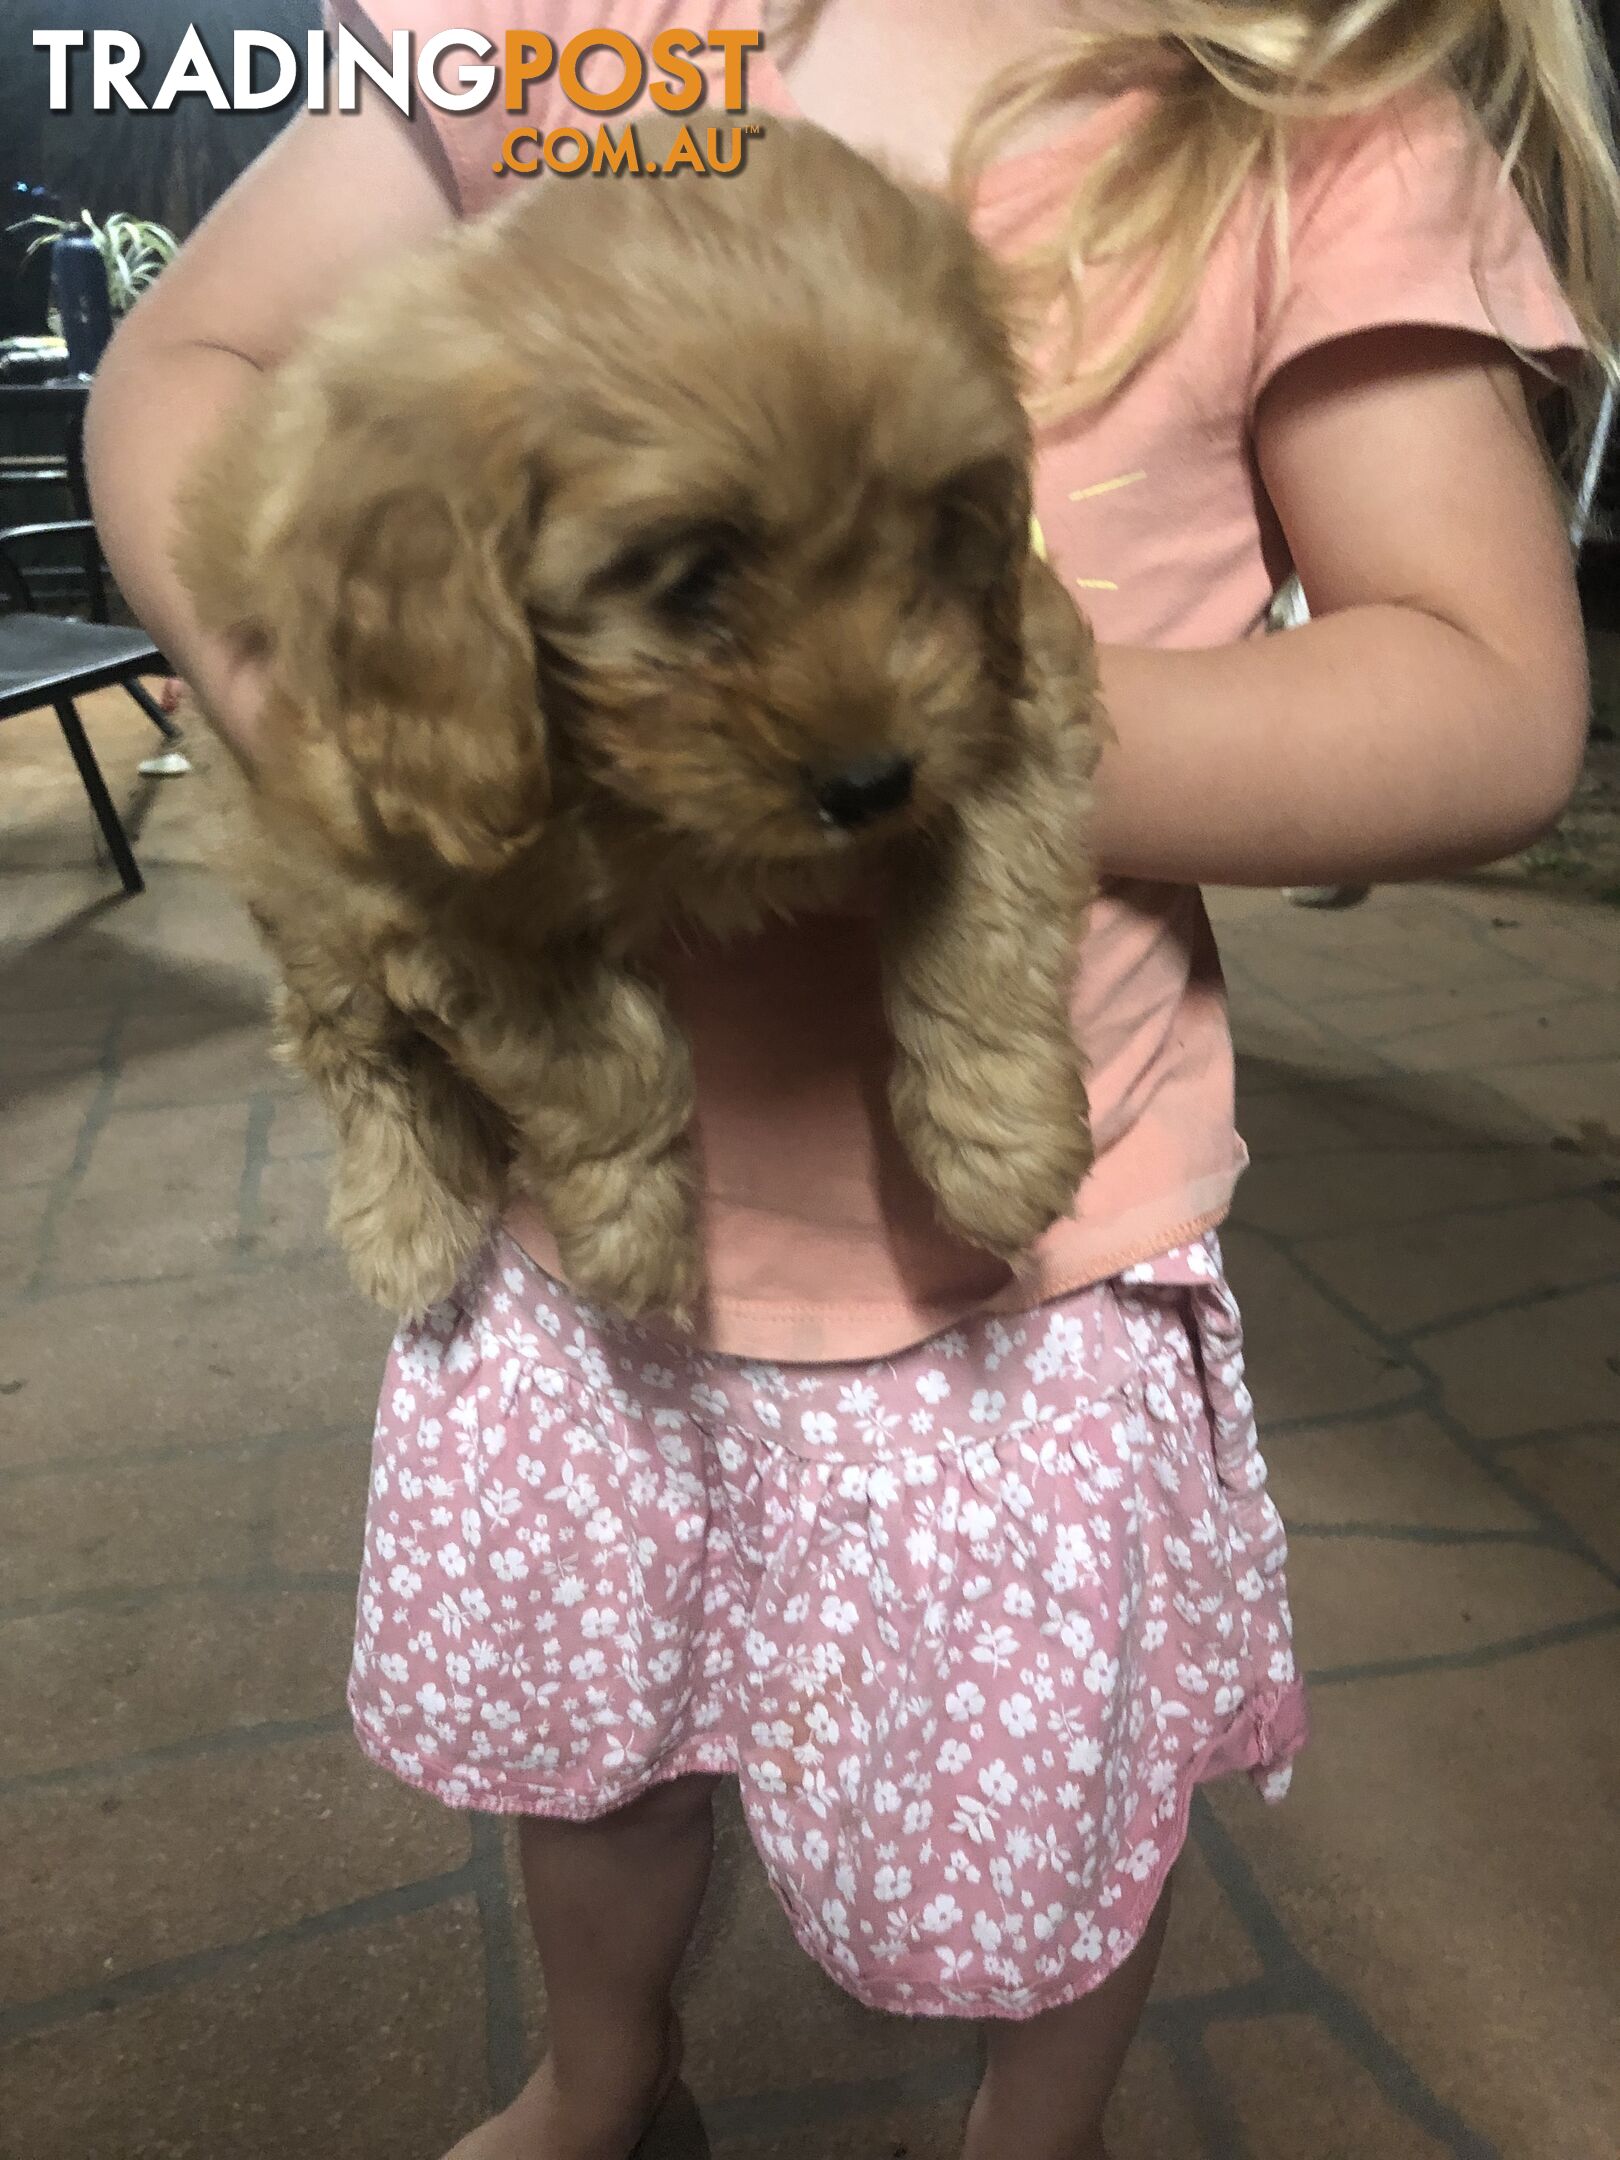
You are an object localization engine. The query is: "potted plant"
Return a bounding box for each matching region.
[12,208,178,375]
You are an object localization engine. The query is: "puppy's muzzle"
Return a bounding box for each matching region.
[813,753,916,833]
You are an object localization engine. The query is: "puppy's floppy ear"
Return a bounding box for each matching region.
[270,439,548,874]
[939,451,1034,698]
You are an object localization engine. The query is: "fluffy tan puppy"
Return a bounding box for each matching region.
[177,118,1103,1327]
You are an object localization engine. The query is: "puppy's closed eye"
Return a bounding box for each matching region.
[599,523,748,631]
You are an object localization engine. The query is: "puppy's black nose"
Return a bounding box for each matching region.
[814,754,916,832]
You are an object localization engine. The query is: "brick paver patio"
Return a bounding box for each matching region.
[2,692,1617,2159]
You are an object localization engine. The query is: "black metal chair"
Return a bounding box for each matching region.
[0,384,177,897]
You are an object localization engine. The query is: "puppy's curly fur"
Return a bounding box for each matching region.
[177,119,1103,1326]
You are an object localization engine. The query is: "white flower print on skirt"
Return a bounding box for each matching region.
[350,1231,1307,2019]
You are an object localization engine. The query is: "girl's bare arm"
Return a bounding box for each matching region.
[85,96,455,758]
[1093,328,1590,886]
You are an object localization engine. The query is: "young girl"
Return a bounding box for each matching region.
[86,3,1617,2155]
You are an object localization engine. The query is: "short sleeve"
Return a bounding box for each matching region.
[1253,91,1583,403]
[323,0,761,215]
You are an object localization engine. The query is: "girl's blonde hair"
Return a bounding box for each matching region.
[774,2,1620,438]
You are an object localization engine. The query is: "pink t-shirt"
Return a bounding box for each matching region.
[329,0,1580,1357]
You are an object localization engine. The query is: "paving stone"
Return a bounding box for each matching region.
[1420,1283,1620,1441]
[0,1449,267,1607]
[1261,1414,1533,1534]
[1151,1840,1265,1998]
[0,925,149,1014]
[1224,943,1408,1005]
[1220,1229,1415,1423]
[0,1006,111,1085]
[1296,1193,1620,1337]
[1226,983,1388,1086]
[1307,1070,1555,1151]
[268,1432,371,1574]
[1477,1059,1620,1151]
[1233,1087,1367,1161]
[1375,996,1620,1074]
[1290,1532,1614,1679]
[0,1179,52,1297]
[1,1729,469,2007]
[266,1084,335,1160]
[250,1152,339,1264]
[1505,1434,1620,1571]
[1204,1637,1620,2160]
[707,2094,969,2160]
[1105,2034,1209,2160]
[1,1584,353,1779]
[114,1008,288,1109]
[1205,2014,1454,2158]
[682,1788,974,2103]
[1311,972,1588,1044]
[1304,900,1530,990]
[0,1899,489,2160]
[1232,1145,1598,1242]
[0,1259,389,1471]
[0,1070,104,1188]
[47,1100,251,1284]
[1457,904,1620,995]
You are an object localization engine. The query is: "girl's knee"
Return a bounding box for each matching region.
[518,1774,721,1852]
[617,1773,722,1831]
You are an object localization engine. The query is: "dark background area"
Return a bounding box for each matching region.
[0,0,320,337]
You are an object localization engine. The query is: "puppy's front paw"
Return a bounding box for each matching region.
[332,1169,492,1319]
[529,1148,702,1326]
[893,1050,1092,1266]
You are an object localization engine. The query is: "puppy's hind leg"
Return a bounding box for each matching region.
[276,979,505,1317]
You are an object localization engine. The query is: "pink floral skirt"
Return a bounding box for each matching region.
[350,1231,1306,2019]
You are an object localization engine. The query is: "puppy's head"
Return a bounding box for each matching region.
[205,120,1037,871]
[521,121,1037,862]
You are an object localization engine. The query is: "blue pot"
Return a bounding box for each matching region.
[50,233,114,377]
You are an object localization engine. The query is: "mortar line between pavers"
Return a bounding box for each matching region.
[234,1089,276,1256]
[0,1710,352,1796]
[9,1243,338,1306]
[1307,1606,1620,1686]
[1189,1799,1502,2160]
[1396,1266,1620,1348]
[1289,1523,1552,1548]
[1230,891,1605,1010]
[1142,2016,1254,2160]
[1241,1174,1620,1249]
[1490,1420,1620,1453]
[1260,1397,1434,1438]
[0,1565,357,1625]
[21,1007,128,1300]
[0,1864,479,2043]
[1307,973,1589,1019]
[1438,892,1620,997]
[0,1423,371,1484]
[1241,1224,1620,1589]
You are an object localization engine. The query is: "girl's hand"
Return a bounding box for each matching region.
[1090,327,1588,888]
[186,638,269,768]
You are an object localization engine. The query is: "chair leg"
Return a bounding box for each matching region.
[54,698,144,896]
[123,677,184,743]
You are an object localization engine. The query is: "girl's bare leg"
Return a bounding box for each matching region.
[962,1882,1172,2160]
[445,1775,719,2160]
